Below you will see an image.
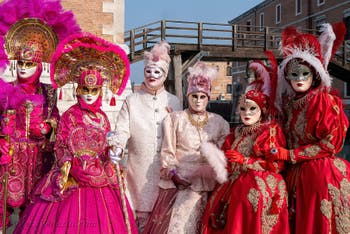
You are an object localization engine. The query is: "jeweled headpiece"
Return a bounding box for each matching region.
[50,33,130,95]
[0,0,81,72]
[186,61,217,97]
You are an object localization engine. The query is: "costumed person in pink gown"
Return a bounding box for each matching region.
[142,61,230,234]
[14,33,137,234]
[107,40,182,233]
[0,0,80,230]
[201,52,290,234]
[266,23,350,234]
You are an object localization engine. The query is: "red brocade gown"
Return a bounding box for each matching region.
[202,122,290,234]
[282,88,350,234]
[14,104,137,234]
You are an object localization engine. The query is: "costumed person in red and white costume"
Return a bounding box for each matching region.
[142,61,230,234]
[14,33,137,234]
[201,52,290,234]
[0,0,80,230]
[107,40,182,233]
[267,23,350,233]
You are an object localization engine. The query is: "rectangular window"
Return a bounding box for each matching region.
[276,4,281,24]
[296,0,302,15]
[226,84,232,94]
[317,0,325,6]
[246,20,251,31]
[345,82,350,97]
[259,12,264,30]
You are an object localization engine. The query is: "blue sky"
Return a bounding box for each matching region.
[125,0,264,84]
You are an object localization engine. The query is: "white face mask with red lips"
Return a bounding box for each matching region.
[239,99,262,126]
[16,60,38,79]
[144,65,166,91]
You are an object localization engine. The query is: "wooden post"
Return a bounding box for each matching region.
[173,55,183,108]
[232,25,237,52]
[264,26,269,50]
[130,30,135,61]
[198,22,203,50]
[161,20,166,40]
[143,28,148,50]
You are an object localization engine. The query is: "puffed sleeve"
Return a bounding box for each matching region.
[290,92,349,163]
[54,111,74,167]
[113,98,131,149]
[160,113,179,179]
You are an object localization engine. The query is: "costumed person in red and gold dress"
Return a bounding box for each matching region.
[266,23,350,234]
[0,0,80,230]
[202,52,290,234]
[14,33,137,234]
[142,61,230,234]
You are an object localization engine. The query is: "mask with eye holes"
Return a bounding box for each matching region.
[187,91,209,113]
[238,99,262,126]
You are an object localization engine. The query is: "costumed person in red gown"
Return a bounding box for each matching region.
[14,33,137,234]
[267,22,350,234]
[0,0,80,230]
[202,52,290,234]
[142,61,230,234]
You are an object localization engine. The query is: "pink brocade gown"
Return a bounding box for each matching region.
[202,123,290,234]
[14,104,137,234]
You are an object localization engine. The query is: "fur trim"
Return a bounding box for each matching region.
[200,142,228,184]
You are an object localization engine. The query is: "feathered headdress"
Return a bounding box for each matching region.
[144,40,171,77]
[242,51,278,119]
[277,22,346,102]
[50,32,130,96]
[186,61,218,97]
[0,0,81,72]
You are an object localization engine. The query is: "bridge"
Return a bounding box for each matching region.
[124,20,350,103]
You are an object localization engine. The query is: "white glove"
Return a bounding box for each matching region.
[109,147,123,164]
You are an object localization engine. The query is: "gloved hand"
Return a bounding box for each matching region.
[59,161,71,193]
[109,147,123,164]
[40,122,52,135]
[225,150,245,164]
[171,172,191,190]
[266,147,290,161]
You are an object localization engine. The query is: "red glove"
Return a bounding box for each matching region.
[171,173,191,190]
[266,147,290,161]
[225,150,245,164]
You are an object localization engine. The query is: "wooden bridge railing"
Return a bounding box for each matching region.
[124,20,350,69]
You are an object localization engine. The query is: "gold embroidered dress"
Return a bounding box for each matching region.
[202,122,290,234]
[283,88,350,234]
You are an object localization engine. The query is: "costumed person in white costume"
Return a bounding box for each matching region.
[107,40,182,232]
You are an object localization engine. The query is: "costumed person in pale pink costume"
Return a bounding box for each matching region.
[266,23,350,234]
[0,0,80,230]
[201,52,289,234]
[107,40,181,232]
[142,61,230,234]
[14,33,137,234]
